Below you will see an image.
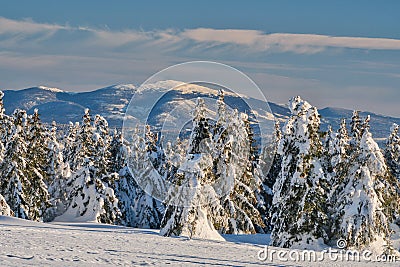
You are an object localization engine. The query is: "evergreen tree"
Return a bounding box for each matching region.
[0,91,8,162]
[221,111,265,234]
[0,193,13,216]
[109,129,127,173]
[257,120,282,232]
[350,110,363,142]
[0,109,30,219]
[322,119,351,238]
[122,126,163,228]
[46,121,71,221]
[385,123,400,180]
[92,114,112,176]
[110,129,135,226]
[331,120,400,253]
[160,98,224,240]
[25,109,51,221]
[59,109,121,224]
[63,121,80,171]
[270,96,329,248]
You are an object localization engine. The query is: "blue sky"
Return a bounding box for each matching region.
[1,0,400,116]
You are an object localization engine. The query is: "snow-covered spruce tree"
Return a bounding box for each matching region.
[212,90,231,199]
[25,109,51,221]
[0,91,8,162]
[324,119,350,179]
[123,126,164,228]
[45,121,71,221]
[270,96,329,248]
[331,117,400,253]
[220,110,265,234]
[165,137,186,174]
[257,120,282,232]
[350,110,362,141]
[109,129,127,174]
[109,129,136,227]
[322,119,351,237]
[58,109,120,224]
[0,193,13,216]
[160,98,224,240]
[209,90,266,234]
[385,123,400,180]
[0,109,30,219]
[63,121,80,171]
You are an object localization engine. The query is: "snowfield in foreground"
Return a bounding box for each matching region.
[0,216,398,267]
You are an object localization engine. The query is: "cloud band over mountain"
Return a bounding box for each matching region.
[2,17,400,54]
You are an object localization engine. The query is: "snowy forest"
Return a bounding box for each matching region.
[1,89,400,255]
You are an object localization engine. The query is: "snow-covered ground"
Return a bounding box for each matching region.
[0,216,398,266]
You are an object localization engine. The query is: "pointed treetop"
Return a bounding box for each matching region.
[363,115,371,132]
[274,120,282,140]
[288,96,312,115]
[240,112,248,121]
[327,125,333,134]
[340,118,347,130]
[218,89,224,101]
[390,123,399,134]
[193,97,206,120]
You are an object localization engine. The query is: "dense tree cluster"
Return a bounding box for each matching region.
[0,90,399,254]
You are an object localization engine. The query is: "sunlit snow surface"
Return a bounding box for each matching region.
[1,216,398,266]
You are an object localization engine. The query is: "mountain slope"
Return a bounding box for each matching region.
[2,83,399,138]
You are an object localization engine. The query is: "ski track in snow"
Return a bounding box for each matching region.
[0,216,397,267]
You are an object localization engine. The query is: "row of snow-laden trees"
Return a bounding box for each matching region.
[271,97,400,254]
[1,90,400,254]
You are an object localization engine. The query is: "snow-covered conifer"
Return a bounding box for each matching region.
[45,121,71,221]
[332,122,400,253]
[161,98,224,240]
[270,96,329,248]
[0,91,8,161]
[257,120,282,232]
[63,121,80,171]
[221,112,264,234]
[25,109,51,221]
[350,110,363,143]
[0,109,30,219]
[0,193,13,216]
[123,126,164,228]
[59,109,121,224]
[385,123,400,180]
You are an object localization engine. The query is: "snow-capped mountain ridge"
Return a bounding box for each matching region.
[37,86,65,93]
[2,82,400,138]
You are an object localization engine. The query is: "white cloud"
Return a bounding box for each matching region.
[0,17,67,35]
[182,28,262,46]
[182,28,400,53]
[1,17,400,54]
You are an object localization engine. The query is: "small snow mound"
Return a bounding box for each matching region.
[290,237,327,251]
[38,86,64,93]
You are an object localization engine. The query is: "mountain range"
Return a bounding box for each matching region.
[2,82,399,140]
